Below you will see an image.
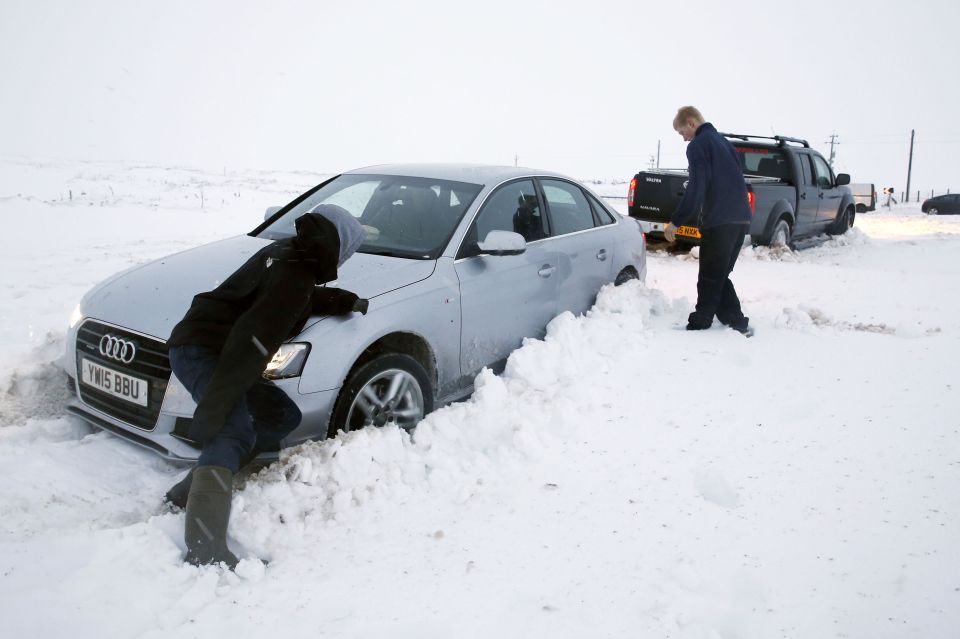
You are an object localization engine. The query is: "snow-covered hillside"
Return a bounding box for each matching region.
[0,158,957,638]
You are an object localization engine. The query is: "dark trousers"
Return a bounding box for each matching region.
[168,344,302,472]
[688,224,749,330]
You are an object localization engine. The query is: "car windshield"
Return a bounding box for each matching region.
[257,174,484,260]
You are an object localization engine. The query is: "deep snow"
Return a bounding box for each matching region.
[0,158,957,638]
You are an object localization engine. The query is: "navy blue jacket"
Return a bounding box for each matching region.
[671,123,752,228]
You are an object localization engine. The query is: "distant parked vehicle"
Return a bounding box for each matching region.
[847,183,876,212]
[628,133,855,247]
[922,194,960,215]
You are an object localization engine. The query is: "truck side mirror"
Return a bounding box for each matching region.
[835,173,851,186]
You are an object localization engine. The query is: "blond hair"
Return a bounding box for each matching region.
[673,106,704,130]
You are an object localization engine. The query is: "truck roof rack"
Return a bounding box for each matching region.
[720,132,810,148]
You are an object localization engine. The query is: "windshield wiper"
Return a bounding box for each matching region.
[360,248,427,259]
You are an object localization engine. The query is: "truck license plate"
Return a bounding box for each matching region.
[676,225,701,239]
[80,358,148,407]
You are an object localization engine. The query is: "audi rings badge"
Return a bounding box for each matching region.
[99,334,137,364]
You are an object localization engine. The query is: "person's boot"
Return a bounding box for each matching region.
[163,468,195,510]
[184,465,239,569]
[164,448,262,510]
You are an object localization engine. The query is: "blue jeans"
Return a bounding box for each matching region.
[168,344,302,471]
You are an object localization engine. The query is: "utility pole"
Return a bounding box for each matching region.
[656,140,661,169]
[905,129,915,203]
[826,133,839,168]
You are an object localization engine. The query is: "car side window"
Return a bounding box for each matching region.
[541,179,594,235]
[587,193,617,225]
[811,155,834,189]
[460,180,545,258]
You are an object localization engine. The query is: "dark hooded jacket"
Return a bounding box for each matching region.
[168,208,365,443]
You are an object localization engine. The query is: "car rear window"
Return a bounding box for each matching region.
[736,146,790,181]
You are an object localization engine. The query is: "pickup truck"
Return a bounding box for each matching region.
[627,133,856,247]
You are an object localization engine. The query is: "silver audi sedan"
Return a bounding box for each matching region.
[64,164,647,462]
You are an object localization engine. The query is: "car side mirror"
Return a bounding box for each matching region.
[835,173,850,186]
[264,206,282,221]
[477,230,526,256]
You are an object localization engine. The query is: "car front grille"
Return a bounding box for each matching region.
[75,320,170,430]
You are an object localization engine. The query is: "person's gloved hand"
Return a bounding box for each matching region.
[664,223,678,243]
[352,298,369,315]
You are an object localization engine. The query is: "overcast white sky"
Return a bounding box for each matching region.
[2,0,957,196]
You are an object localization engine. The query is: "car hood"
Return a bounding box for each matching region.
[81,234,436,340]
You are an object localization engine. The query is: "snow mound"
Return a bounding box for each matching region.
[0,332,72,427]
[742,243,800,262]
[821,226,870,247]
[230,282,676,558]
[744,228,870,262]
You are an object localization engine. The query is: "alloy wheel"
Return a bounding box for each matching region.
[346,368,425,431]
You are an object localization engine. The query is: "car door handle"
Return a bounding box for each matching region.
[596,249,607,261]
[538,264,556,278]
[819,193,824,199]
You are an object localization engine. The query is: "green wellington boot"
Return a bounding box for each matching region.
[184,466,239,569]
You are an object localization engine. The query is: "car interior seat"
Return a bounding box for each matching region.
[512,193,543,241]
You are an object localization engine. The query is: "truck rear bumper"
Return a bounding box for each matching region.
[635,219,701,244]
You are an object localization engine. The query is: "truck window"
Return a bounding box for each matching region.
[811,155,834,189]
[797,153,814,186]
[736,147,789,181]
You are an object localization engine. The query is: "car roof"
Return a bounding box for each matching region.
[344,163,570,186]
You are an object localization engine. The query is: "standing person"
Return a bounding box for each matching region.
[664,106,753,336]
[166,204,369,568]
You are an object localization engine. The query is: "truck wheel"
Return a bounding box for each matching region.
[828,207,854,235]
[328,354,433,438]
[769,218,792,247]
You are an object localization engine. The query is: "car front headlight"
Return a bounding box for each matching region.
[263,343,310,380]
[69,304,84,329]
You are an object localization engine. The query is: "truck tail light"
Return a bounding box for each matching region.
[747,190,756,214]
[628,178,636,207]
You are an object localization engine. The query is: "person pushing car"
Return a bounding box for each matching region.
[165,204,369,568]
[664,106,753,336]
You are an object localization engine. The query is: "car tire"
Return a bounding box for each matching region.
[614,268,639,286]
[768,217,792,247]
[328,353,434,439]
[927,207,938,215]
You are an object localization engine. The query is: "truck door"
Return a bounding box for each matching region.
[811,154,844,224]
[793,152,820,234]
